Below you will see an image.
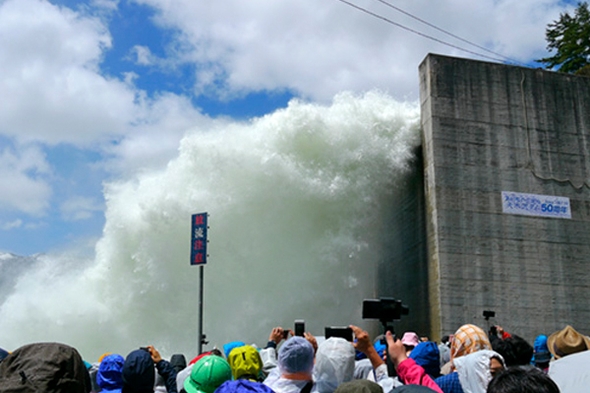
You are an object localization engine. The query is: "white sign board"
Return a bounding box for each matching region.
[502,191,571,219]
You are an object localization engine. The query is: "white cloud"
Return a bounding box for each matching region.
[131,45,154,66]
[60,196,103,221]
[131,0,568,101]
[1,219,23,230]
[92,0,119,11]
[103,92,218,177]
[0,0,137,146]
[0,145,52,215]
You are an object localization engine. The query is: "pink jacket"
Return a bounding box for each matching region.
[397,358,443,393]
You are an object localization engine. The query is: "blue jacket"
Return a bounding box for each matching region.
[122,349,178,393]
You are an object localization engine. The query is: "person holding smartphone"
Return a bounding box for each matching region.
[263,336,315,393]
[122,345,178,393]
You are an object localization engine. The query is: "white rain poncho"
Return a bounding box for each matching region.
[548,350,590,393]
[454,350,504,393]
[312,338,356,393]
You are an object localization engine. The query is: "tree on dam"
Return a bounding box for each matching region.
[537,1,590,76]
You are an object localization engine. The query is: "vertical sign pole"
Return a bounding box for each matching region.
[198,264,204,355]
[191,212,208,355]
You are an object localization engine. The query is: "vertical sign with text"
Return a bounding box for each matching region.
[191,212,208,265]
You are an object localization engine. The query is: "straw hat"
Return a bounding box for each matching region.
[547,325,590,359]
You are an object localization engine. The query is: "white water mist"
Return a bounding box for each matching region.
[0,91,420,361]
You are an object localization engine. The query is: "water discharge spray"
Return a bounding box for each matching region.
[0,91,420,361]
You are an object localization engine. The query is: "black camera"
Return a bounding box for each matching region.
[483,310,495,320]
[362,298,409,322]
[325,326,354,341]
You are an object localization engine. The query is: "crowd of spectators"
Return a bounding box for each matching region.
[0,322,588,393]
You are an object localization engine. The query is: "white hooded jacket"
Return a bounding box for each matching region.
[312,338,356,393]
[454,350,504,393]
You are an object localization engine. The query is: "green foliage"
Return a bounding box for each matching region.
[576,64,590,76]
[537,2,590,73]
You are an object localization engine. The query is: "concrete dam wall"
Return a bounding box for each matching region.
[400,54,590,341]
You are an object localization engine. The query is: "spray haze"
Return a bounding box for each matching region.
[0,91,420,360]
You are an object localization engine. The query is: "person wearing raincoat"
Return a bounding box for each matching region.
[312,337,356,393]
[97,354,125,393]
[263,336,315,393]
[434,350,504,393]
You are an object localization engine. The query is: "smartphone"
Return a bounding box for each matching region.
[324,326,354,341]
[294,319,305,336]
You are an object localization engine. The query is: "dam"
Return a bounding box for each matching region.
[2,54,589,357]
[383,54,590,341]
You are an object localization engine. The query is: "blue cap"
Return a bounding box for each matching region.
[373,340,387,356]
[223,341,246,358]
[533,335,551,363]
[355,339,386,360]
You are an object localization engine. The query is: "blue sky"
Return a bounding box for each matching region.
[0,0,578,256]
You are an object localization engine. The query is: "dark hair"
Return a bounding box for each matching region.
[487,367,560,393]
[491,335,533,367]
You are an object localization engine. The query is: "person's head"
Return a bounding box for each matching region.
[409,341,440,378]
[453,350,505,393]
[0,342,89,393]
[223,341,246,358]
[313,337,355,393]
[227,345,263,381]
[183,355,232,393]
[547,325,590,359]
[97,353,125,393]
[451,324,492,361]
[189,350,224,366]
[491,335,533,367]
[401,332,420,354]
[489,356,504,379]
[170,354,187,373]
[486,367,560,393]
[333,379,383,393]
[532,335,551,366]
[357,335,385,361]
[122,349,155,393]
[278,336,314,379]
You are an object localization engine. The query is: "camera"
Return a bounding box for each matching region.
[325,326,354,341]
[362,298,409,322]
[489,325,498,336]
[483,310,495,320]
[294,319,305,337]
